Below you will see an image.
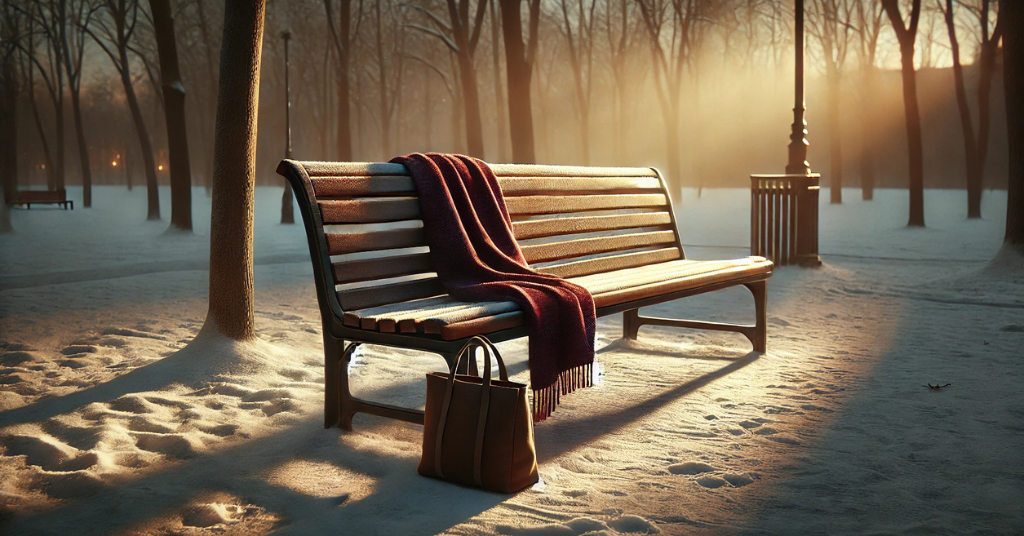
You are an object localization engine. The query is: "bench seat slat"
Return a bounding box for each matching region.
[436,258,772,340]
[335,257,772,339]
[319,198,421,223]
[512,212,673,240]
[326,227,426,255]
[504,194,667,215]
[536,248,682,279]
[333,253,433,284]
[521,230,677,264]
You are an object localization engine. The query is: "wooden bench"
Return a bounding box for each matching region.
[277,159,773,430]
[10,189,73,210]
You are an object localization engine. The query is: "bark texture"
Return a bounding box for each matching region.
[206,0,266,340]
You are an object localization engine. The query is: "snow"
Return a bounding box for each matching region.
[1,185,1022,535]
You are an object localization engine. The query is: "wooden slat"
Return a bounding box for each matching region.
[312,176,416,196]
[521,230,677,264]
[301,161,407,177]
[325,227,427,255]
[337,278,445,311]
[318,198,420,223]
[488,164,656,177]
[497,176,662,194]
[536,248,682,279]
[512,212,673,240]
[505,194,667,215]
[332,253,433,284]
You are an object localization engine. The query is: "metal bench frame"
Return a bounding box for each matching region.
[277,160,769,430]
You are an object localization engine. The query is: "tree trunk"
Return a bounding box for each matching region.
[897,41,925,227]
[206,0,266,340]
[974,30,1001,219]
[490,0,509,162]
[333,0,354,161]
[25,62,55,189]
[827,68,843,204]
[859,66,875,201]
[195,0,219,192]
[1003,0,1023,247]
[118,44,161,221]
[150,0,193,231]
[500,0,536,163]
[663,101,681,204]
[1,50,16,203]
[69,86,92,207]
[943,0,981,218]
[0,187,10,233]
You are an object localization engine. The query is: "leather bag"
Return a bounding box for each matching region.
[419,336,539,493]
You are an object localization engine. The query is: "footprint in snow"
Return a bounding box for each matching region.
[668,461,715,475]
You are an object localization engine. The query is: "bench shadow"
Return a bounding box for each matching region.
[536,350,760,464]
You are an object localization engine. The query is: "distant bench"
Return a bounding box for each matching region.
[10,189,73,210]
[277,160,773,430]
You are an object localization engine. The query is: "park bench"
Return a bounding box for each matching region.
[10,189,73,210]
[277,159,773,430]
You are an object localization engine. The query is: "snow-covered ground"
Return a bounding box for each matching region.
[1,185,1022,535]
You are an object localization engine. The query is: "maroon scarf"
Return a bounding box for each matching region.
[392,153,595,420]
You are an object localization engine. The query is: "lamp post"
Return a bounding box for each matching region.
[786,0,811,176]
[750,0,821,267]
[280,30,295,224]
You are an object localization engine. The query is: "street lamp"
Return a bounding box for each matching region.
[750,0,821,267]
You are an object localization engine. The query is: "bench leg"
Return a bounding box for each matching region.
[323,335,343,428]
[337,341,362,430]
[743,281,767,353]
[623,309,641,340]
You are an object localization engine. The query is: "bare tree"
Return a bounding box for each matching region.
[411,0,489,158]
[489,0,509,161]
[1003,0,1022,248]
[940,0,1002,219]
[18,14,56,188]
[499,0,540,162]
[86,0,161,220]
[324,0,362,161]
[369,0,404,158]
[205,0,266,340]
[852,0,883,200]
[634,0,711,204]
[64,0,96,206]
[602,0,642,164]
[808,0,854,204]
[882,0,926,227]
[1,0,21,204]
[557,0,597,164]
[149,0,191,230]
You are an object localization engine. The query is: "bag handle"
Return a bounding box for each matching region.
[433,336,509,485]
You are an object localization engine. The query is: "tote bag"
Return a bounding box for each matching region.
[419,336,539,493]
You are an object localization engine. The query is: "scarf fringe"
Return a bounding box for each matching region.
[531,362,593,422]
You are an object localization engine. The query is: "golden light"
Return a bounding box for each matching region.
[112,161,118,167]
[158,165,164,171]
[41,164,46,170]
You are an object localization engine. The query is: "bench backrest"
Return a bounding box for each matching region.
[277,160,684,319]
[15,189,66,202]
